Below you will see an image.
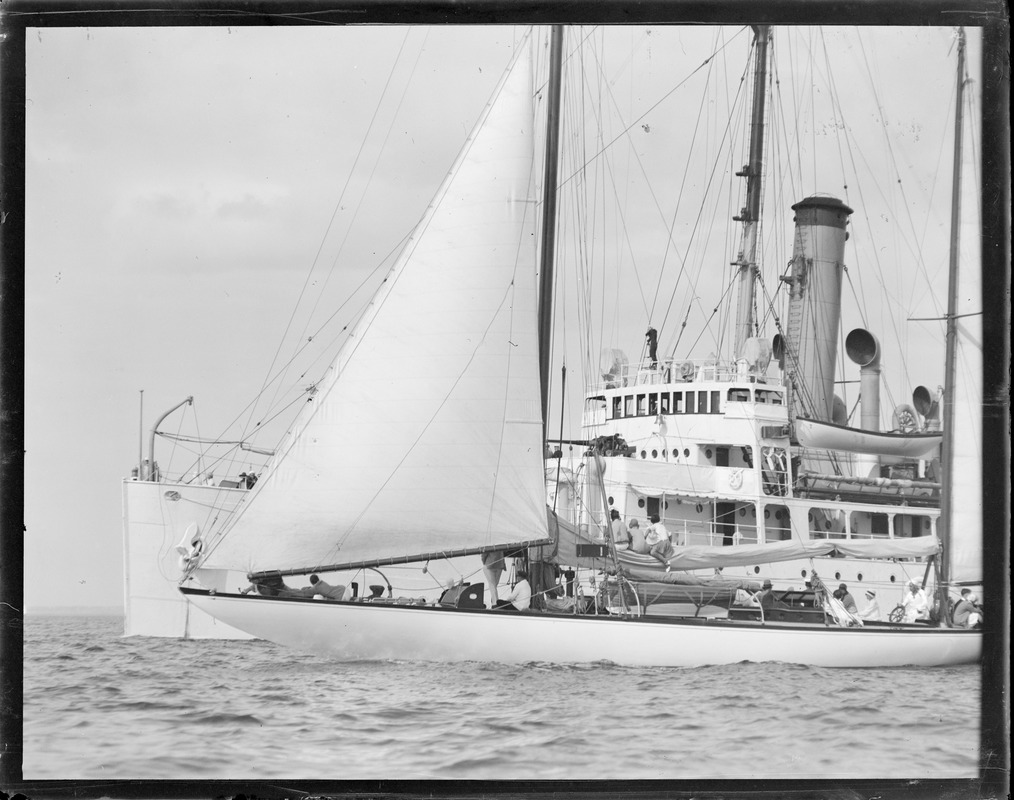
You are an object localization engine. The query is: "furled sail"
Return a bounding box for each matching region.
[545,513,940,571]
[201,42,548,575]
[947,265,982,585]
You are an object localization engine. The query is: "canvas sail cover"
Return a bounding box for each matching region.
[542,512,940,571]
[202,47,548,574]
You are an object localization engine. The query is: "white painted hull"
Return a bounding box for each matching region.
[122,479,253,639]
[182,589,981,668]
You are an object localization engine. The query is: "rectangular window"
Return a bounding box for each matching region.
[636,394,647,416]
[624,395,634,417]
[648,393,658,415]
[698,392,708,414]
[711,391,721,413]
[673,392,684,413]
[612,396,622,419]
[660,393,670,414]
[716,447,730,467]
[685,392,697,414]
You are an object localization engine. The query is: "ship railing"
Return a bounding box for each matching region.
[592,357,779,393]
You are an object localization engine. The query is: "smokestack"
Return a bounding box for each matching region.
[780,195,853,423]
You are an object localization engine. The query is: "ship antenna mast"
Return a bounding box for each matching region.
[732,25,770,359]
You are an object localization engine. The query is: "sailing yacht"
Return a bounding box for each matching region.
[165,26,983,667]
[118,26,981,665]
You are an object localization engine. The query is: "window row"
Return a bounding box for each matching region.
[611,390,723,419]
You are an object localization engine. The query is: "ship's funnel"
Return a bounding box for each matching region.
[846,328,881,432]
[780,195,853,422]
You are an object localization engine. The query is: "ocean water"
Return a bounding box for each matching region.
[23,615,980,780]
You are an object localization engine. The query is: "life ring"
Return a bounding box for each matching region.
[729,468,744,490]
[679,361,695,380]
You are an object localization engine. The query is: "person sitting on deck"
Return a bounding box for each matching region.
[952,591,982,628]
[644,514,674,571]
[833,583,859,614]
[300,574,351,600]
[857,589,881,621]
[753,579,787,610]
[609,509,629,551]
[627,519,648,554]
[493,568,531,611]
[241,573,301,598]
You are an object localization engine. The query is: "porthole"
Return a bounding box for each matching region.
[608,496,614,505]
[651,449,658,458]
[800,570,807,578]
[824,521,831,530]
[739,508,746,517]
[662,450,667,458]
[764,510,770,519]
[638,499,646,509]
[664,501,669,510]
[890,575,896,583]
[640,450,647,459]
[705,448,713,459]
[775,510,783,520]
[834,572,841,580]
[753,566,760,574]
[695,503,703,513]
[683,449,690,458]
[857,573,863,581]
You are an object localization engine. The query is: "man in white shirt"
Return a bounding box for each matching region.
[901,578,929,622]
[858,588,881,621]
[645,514,674,571]
[494,568,531,611]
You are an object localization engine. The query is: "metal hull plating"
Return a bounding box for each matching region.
[181,589,981,668]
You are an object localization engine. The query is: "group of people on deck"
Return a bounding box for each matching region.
[608,509,682,570]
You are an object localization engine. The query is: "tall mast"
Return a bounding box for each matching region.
[732,25,770,358]
[538,25,564,440]
[939,27,966,602]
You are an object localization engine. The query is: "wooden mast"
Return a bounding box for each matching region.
[938,27,966,620]
[732,25,770,358]
[538,25,565,441]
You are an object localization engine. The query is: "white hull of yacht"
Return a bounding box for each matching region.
[181,588,980,668]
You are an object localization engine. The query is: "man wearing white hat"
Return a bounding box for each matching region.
[858,588,881,621]
[902,578,929,623]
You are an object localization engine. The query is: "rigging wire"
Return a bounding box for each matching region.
[250,28,415,435]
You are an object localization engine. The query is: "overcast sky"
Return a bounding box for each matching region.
[24,24,982,611]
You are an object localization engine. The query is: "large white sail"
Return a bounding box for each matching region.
[201,44,548,574]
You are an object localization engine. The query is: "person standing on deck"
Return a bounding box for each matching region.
[481,550,506,607]
[645,327,658,368]
[901,578,930,622]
